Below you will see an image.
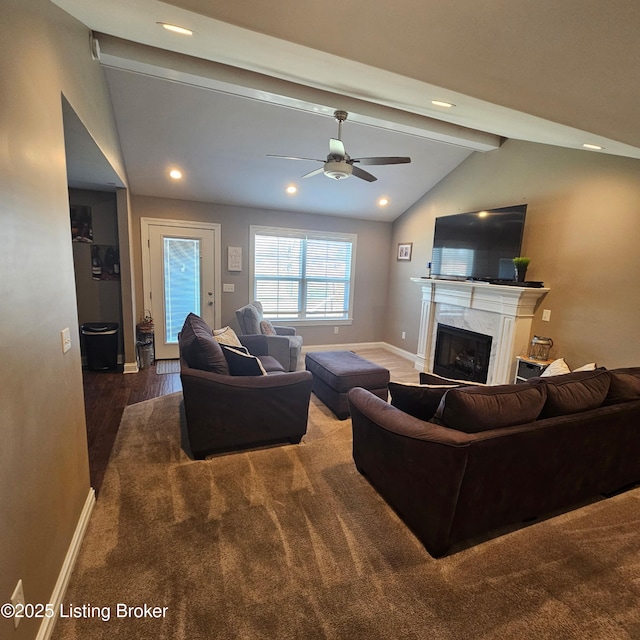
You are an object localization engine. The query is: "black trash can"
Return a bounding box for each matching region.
[81,322,119,371]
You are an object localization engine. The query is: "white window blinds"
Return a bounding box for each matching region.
[251,226,356,321]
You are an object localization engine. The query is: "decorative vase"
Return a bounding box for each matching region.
[515,267,527,282]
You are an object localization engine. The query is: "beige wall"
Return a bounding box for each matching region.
[131,196,392,346]
[386,139,640,370]
[0,2,127,638]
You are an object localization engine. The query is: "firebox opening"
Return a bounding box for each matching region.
[433,324,492,383]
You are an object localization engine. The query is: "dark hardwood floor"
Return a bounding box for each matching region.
[83,363,181,495]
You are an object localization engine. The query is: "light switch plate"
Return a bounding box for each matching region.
[542,309,551,322]
[61,327,71,353]
[223,283,235,293]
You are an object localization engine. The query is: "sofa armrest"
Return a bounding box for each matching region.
[239,334,269,356]
[181,365,310,389]
[239,332,292,367]
[274,326,296,336]
[180,365,313,458]
[348,387,474,446]
[348,387,471,557]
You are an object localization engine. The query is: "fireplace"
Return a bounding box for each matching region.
[434,324,492,383]
[411,278,550,384]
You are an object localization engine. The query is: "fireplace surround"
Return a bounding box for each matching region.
[411,278,549,384]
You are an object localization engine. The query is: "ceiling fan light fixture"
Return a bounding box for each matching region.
[324,160,352,180]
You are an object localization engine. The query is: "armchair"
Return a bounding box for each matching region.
[235,302,303,371]
[178,313,312,459]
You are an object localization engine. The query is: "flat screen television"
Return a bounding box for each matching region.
[430,204,527,281]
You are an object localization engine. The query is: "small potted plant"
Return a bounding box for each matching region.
[512,256,531,282]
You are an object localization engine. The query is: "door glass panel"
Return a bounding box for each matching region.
[163,237,200,343]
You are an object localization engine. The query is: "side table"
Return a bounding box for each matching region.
[514,356,554,383]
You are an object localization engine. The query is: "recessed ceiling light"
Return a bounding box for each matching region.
[582,143,603,150]
[169,169,182,179]
[378,197,389,207]
[432,100,455,108]
[286,185,297,195]
[158,22,193,36]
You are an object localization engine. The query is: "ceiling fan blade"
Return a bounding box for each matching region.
[329,138,345,160]
[351,156,412,165]
[351,165,377,182]
[301,167,326,179]
[266,154,324,162]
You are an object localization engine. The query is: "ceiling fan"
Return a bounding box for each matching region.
[267,110,411,182]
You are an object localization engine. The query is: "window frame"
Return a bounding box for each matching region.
[250,225,357,326]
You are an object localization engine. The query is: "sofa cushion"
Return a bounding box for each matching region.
[180,313,230,375]
[603,367,640,405]
[257,355,285,373]
[434,383,547,433]
[389,382,457,422]
[419,372,486,386]
[532,369,611,418]
[213,326,243,347]
[220,343,267,376]
[260,319,277,336]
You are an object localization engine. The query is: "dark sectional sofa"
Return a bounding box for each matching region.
[348,367,640,557]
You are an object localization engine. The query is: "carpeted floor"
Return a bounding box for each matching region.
[53,351,640,639]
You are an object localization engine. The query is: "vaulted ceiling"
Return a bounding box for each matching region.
[54,0,640,221]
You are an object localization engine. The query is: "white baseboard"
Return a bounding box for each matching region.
[302,341,419,367]
[123,361,139,374]
[302,341,386,353]
[381,342,420,365]
[37,488,96,640]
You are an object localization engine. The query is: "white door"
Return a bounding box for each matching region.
[142,219,221,360]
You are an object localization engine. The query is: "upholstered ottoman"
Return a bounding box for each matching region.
[305,351,390,419]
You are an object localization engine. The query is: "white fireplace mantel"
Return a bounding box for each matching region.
[410,278,550,384]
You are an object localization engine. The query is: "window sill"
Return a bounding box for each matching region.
[268,318,353,327]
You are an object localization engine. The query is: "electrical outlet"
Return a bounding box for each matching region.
[61,327,71,353]
[11,579,25,629]
[401,331,406,340]
[542,309,551,322]
[334,326,339,335]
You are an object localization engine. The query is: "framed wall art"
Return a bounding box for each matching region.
[397,242,413,261]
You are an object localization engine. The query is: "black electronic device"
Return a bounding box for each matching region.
[430,205,527,281]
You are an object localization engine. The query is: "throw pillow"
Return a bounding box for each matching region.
[603,367,640,405]
[260,319,277,336]
[572,362,597,372]
[220,343,267,376]
[532,369,611,418]
[179,313,230,375]
[434,383,547,433]
[213,326,243,347]
[388,382,458,422]
[419,372,486,386]
[540,358,571,377]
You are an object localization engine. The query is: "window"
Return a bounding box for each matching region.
[251,226,356,322]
